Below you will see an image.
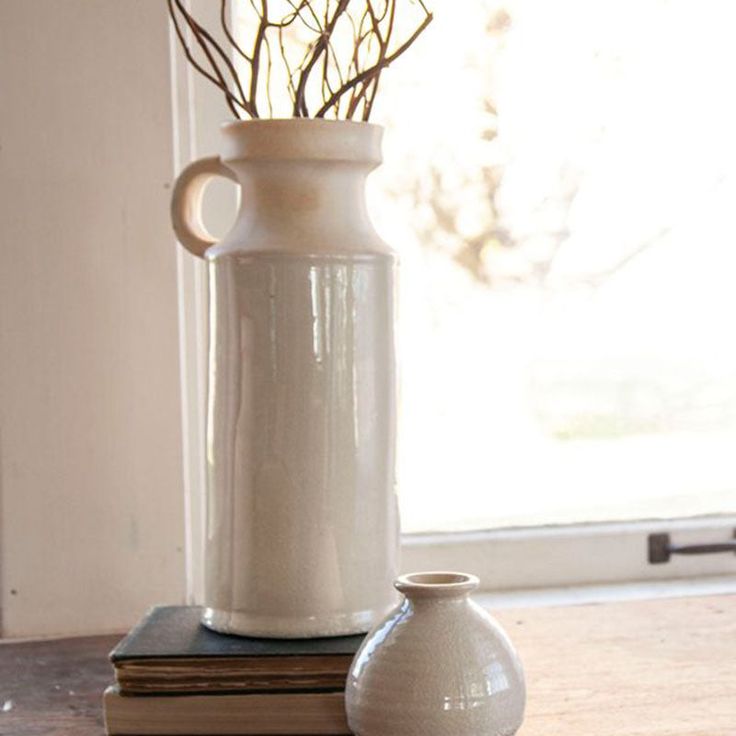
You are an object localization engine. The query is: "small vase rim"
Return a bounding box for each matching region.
[395,571,480,598]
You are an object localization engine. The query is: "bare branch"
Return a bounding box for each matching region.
[293,0,351,116]
[248,0,269,117]
[316,9,433,118]
[263,28,274,117]
[168,0,249,118]
[220,0,251,63]
[169,0,433,122]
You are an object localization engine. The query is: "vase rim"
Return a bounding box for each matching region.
[395,571,480,598]
[219,118,383,165]
[221,117,382,131]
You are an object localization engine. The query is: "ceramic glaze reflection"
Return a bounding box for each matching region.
[346,572,526,736]
[204,253,398,636]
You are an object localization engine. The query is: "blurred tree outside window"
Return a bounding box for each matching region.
[366,0,736,532]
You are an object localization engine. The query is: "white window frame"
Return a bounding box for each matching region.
[170,0,228,605]
[404,516,736,595]
[172,2,736,606]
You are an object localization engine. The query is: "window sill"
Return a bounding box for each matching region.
[476,573,736,609]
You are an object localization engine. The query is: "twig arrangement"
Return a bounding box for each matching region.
[168,0,432,121]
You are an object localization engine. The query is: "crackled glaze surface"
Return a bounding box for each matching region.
[172,120,399,637]
[203,251,398,637]
[346,572,526,736]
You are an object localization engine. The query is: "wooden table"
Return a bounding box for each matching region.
[1,595,734,735]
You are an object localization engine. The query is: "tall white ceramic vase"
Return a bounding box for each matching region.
[171,120,399,638]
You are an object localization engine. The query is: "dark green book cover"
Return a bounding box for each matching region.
[111,605,364,661]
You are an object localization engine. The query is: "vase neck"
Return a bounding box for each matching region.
[395,572,479,602]
[208,119,391,258]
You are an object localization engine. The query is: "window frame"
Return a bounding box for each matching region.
[403,515,736,593]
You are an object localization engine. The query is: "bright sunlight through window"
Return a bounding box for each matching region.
[368,0,736,533]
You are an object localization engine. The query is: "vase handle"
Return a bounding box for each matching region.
[171,156,239,258]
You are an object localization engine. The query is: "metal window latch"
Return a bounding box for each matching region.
[648,530,736,564]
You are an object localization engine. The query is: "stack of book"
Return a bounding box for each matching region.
[103,606,363,735]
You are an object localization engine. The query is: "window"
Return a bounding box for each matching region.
[365,0,736,540]
[178,0,736,598]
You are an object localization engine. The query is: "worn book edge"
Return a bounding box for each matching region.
[103,685,350,736]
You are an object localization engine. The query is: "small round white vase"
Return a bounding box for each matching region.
[345,572,526,736]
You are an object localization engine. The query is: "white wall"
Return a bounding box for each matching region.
[0,1,187,637]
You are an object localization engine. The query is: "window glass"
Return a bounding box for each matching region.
[369,0,736,532]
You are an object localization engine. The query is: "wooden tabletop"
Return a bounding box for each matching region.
[0,594,734,736]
